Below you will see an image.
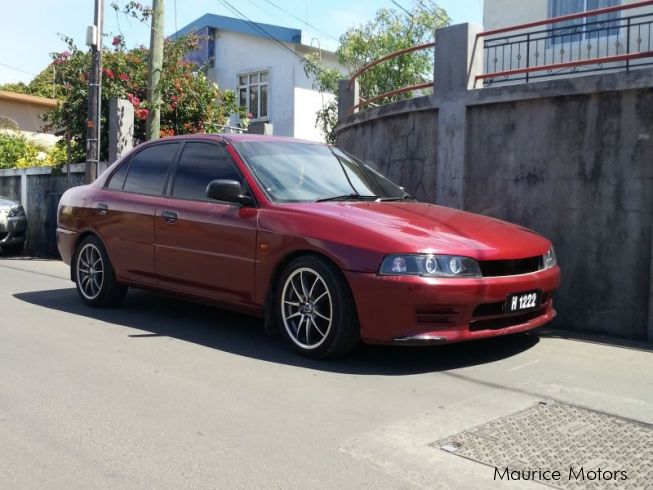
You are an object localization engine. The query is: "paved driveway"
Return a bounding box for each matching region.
[0,258,651,489]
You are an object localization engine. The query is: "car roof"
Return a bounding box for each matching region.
[154,133,321,145]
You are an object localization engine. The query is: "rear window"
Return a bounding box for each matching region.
[106,158,131,190]
[123,143,179,196]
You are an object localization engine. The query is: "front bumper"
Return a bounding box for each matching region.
[0,215,27,246]
[345,266,560,345]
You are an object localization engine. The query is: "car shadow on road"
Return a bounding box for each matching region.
[14,287,539,376]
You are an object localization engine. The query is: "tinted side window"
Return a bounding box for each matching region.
[123,143,179,196]
[172,142,241,201]
[106,159,131,190]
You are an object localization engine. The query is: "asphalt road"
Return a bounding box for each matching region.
[0,257,651,489]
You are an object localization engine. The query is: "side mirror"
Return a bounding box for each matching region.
[206,179,254,206]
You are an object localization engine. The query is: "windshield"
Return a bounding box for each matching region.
[232,141,410,203]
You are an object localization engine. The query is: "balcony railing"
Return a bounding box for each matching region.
[478,0,653,85]
[347,42,435,114]
[341,1,653,115]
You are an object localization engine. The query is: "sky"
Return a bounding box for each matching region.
[0,0,483,85]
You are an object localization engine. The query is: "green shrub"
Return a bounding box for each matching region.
[0,132,67,169]
[0,133,38,169]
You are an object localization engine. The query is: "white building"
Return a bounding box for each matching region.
[482,0,652,84]
[172,14,345,142]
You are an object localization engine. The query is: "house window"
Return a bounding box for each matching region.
[238,71,269,120]
[549,0,620,44]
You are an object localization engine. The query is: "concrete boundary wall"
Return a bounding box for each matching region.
[0,165,86,255]
[0,164,85,211]
[335,23,653,342]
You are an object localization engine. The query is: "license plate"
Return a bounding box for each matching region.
[505,290,542,313]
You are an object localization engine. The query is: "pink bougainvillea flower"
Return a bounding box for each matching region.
[112,35,123,47]
[103,68,114,79]
[135,108,149,120]
[127,93,140,107]
[53,51,71,65]
[118,73,129,82]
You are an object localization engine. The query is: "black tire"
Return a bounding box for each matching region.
[276,255,359,359]
[73,235,127,307]
[1,242,24,255]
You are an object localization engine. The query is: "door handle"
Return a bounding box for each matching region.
[97,203,108,215]
[161,210,178,223]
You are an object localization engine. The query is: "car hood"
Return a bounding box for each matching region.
[264,201,551,261]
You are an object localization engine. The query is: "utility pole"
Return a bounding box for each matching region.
[146,0,164,140]
[85,0,103,183]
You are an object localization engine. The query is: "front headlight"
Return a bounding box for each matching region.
[543,247,557,269]
[7,206,25,217]
[379,254,482,278]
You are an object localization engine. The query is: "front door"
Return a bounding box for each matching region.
[154,141,258,307]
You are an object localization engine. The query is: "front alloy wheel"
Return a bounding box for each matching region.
[281,267,333,350]
[277,256,359,359]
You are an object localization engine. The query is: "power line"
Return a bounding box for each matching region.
[258,0,340,42]
[416,0,436,14]
[244,0,284,23]
[216,0,317,66]
[0,62,38,77]
[391,0,413,18]
[243,0,302,35]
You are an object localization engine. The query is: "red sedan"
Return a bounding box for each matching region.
[57,134,560,359]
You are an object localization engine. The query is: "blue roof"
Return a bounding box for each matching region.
[171,13,302,44]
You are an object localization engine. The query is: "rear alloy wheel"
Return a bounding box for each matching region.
[278,256,359,359]
[74,236,126,307]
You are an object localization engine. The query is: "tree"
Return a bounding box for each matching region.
[42,33,240,162]
[0,67,57,99]
[304,0,450,143]
[0,82,29,95]
[0,1,243,168]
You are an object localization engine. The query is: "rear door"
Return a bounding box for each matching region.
[154,141,259,307]
[94,142,180,286]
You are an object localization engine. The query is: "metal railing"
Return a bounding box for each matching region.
[478,0,653,85]
[342,1,653,115]
[347,42,435,113]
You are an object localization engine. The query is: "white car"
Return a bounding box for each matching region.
[0,196,27,254]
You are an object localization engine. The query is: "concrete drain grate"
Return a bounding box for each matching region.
[436,401,653,489]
